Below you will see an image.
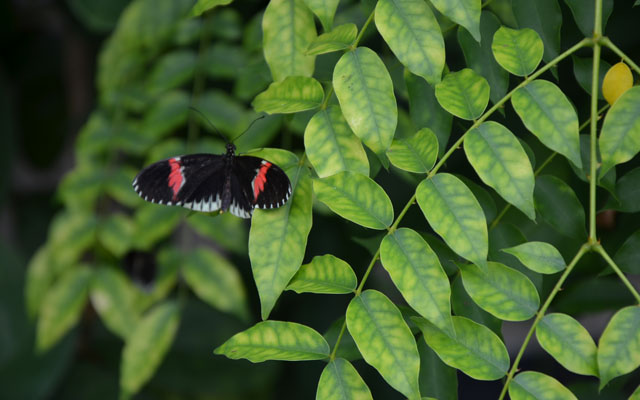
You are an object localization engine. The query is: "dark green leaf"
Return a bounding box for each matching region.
[534,175,587,239]
[451,276,502,335]
[613,229,640,275]
[562,0,613,37]
[511,0,562,62]
[417,337,457,400]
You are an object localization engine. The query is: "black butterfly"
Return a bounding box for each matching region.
[132,143,292,219]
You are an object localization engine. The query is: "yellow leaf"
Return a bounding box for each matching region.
[602,62,633,105]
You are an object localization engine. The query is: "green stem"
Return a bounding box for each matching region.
[601,37,640,76]
[352,10,375,48]
[328,318,349,361]
[186,13,212,151]
[321,85,334,110]
[498,244,590,400]
[588,0,603,243]
[328,38,590,361]
[594,245,640,304]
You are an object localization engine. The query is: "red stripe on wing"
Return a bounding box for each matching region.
[252,162,272,203]
[168,158,183,200]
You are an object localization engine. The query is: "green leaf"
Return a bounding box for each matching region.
[430,0,481,41]
[47,211,98,267]
[303,0,340,31]
[491,27,543,76]
[511,0,561,63]
[58,164,105,211]
[36,267,92,351]
[346,290,421,399]
[511,80,582,167]
[534,175,587,239]
[133,204,182,250]
[374,0,445,85]
[307,23,357,55]
[631,384,640,400]
[186,212,247,254]
[380,228,454,336]
[90,266,140,340]
[25,246,56,318]
[417,337,458,400]
[460,262,539,321]
[614,229,640,275]
[606,167,640,213]
[458,11,509,105]
[416,173,488,272]
[572,56,610,99]
[97,213,135,258]
[435,69,489,120]
[333,47,397,157]
[316,358,373,400]
[563,0,613,38]
[598,306,640,388]
[405,71,452,156]
[287,254,357,294]
[120,301,180,396]
[304,106,369,178]
[252,76,324,114]
[262,0,317,81]
[215,321,330,362]
[324,317,361,361]
[190,0,233,17]
[536,313,598,376]
[141,90,190,138]
[183,248,249,320]
[451,275,502,335]
[458,175,498,224]
[502,242,566,274]
[413,316,509,380]
[313,171,393,229]
[145,50,196,95]
[464,121,535,219]
[249,161,313,319]
[599,86,640,176]
[509,371,578,400]
[201,43,248,79]
[387,128,438,173]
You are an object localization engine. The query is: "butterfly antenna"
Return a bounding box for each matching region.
[230,115,266,143]
[188,106,228,143]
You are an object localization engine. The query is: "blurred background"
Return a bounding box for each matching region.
[1,0,640,399]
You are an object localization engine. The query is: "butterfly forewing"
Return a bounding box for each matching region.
[132,150,292,219]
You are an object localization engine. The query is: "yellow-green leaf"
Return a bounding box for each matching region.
[333,47,397,157]
[25,246,56,318]
[133,204,182,250]
[120,301,180,396]
[215,320,330,362]
[304,106,369,178]
[307,23,357,55]
[435,69,489,120]
[97,213,135,257]
[413,316,509,380]
[183,248,249,320]
[460,262,539,321]
[250,159,312,320]
[252,76,324,114]
[511,80,582,167]
[316,358,373,400]
[190,0,233,17]
[464,121,535,219]
[90,266,140,339]
[430,0,481,42]
[416,173,488,272]
[303,0,340,31]
[380,228,454,336]
[346,290,421,399]
[313,171,393,229]
[263,0,316,81]
[386,128,438,173]
[509,371,578,400]
[374,0,444,85]
[491,27,543,76]
[599,86,640,177]
[287,254,357,294]
[598,306,640,389]
[536,313,598,376]
[36,267,92,351]
[502,242,566,274]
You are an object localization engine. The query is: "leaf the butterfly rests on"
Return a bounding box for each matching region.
[132,143,292,218]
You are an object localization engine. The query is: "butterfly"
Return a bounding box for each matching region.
[132,142,292,219]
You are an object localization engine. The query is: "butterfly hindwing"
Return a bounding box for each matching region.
[234,156,292,210]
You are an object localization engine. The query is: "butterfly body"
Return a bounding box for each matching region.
[133,143,292,218]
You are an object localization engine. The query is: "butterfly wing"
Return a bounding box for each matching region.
[132,154,225,212]
[234,156,292,210]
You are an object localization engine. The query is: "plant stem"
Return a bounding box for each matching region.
[594,245,640,304]
[321,85,334,110]
[601,37,640,76]
[328,37,591,361]
[497,244,590,400]
[186,13,212,151]
[352,10,375,48]
[588,0,603,243]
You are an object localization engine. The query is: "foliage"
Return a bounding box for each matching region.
[19,0,640,398]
